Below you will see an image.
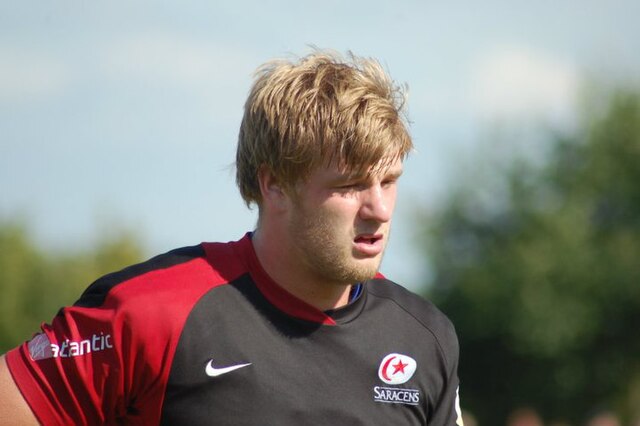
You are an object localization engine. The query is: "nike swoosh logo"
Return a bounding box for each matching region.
[205,360,252,377]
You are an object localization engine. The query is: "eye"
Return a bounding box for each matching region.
[336,183,359,191]
[381,177,397,188]
[334,180,367,193]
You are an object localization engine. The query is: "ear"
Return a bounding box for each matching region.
[257,166,289,213]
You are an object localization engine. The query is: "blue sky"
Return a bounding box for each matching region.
[1,1,639,292]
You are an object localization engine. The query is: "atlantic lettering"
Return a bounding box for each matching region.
[50,332,114,358]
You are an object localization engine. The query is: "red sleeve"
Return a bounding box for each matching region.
[6,301,128,425]
[5,256,219,426]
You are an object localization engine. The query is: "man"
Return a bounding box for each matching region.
[0,50,463,425]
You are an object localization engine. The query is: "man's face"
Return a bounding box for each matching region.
[286,158,403,286]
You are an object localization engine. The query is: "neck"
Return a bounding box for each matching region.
[251,228,352,311]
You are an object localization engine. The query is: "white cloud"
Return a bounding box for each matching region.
[0,46,70,102]
[103,33,256,94]
[469,46,580,124]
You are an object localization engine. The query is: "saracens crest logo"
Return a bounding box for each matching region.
[373,353,421,406]
[378,353,417,384]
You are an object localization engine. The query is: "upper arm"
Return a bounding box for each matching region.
[428,321,464,425]
[0,354,39,425]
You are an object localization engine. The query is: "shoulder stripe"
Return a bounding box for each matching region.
[72,245,206,309]
[368,278,458,371]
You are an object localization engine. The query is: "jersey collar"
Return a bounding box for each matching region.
[234,233,372,326]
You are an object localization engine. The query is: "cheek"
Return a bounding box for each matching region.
[299,195,364,233]
[326,201,362,226]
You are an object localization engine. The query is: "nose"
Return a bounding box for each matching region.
[359,184,394,223]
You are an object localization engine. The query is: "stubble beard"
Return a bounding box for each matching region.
[289,205,387,286]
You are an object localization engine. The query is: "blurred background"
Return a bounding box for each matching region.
[1,1,639,424]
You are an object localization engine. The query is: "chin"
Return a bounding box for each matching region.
[345,259,381,282]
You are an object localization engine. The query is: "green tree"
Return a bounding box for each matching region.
[423,89,640,425]
[0,221,144,352]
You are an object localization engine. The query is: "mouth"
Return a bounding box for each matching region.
[353,233,384,256]
[354,234,382,244]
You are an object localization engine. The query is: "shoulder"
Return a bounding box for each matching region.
[60,241,249,353]
[73,245,212,309]
[72,239,249,312]
[367,278,459,362]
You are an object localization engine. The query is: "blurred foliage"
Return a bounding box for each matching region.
[424,88,640,425]
[0,221,144,353]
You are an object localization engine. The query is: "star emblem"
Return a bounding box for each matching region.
[392,359,408,375]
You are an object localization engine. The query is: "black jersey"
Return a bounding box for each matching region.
[7,233,463,425]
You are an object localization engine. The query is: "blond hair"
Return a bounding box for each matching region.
[236,50,413,207]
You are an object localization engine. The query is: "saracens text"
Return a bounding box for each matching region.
[373,386,420,406]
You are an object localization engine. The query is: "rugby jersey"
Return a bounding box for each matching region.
[6,233,463,425]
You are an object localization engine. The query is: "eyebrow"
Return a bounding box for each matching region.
[334,165,404,185]
[383,167,404,179]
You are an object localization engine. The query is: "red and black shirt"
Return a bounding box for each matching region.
[7,233,463,425]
